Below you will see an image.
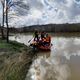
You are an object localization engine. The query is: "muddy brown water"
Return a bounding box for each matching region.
[9,34,80,80]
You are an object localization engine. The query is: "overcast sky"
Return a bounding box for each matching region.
[0,0,80,27]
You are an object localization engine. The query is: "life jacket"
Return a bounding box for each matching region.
[46,35,51,43]
[42,38,46,42]
[43,38,46,42]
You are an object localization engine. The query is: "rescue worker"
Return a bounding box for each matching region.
[33,30,39,42]
[41,31,45,39]
[45,33,51,44]
[39,31,45,45]
[38,31,45,46]
[41,33,51,46]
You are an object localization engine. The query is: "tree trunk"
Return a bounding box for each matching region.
[6,1,9,43]
[1,2,5,39]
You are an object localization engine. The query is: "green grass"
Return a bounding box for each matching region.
[0,39,26,52]
[0,39,33,80]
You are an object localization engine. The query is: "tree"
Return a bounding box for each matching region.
[1,0,5,39]
[5,0,13,42]
[6,0,9,42]
[1,0,30,42]
[5,0,30,43]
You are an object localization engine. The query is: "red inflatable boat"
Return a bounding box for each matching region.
[30,40,51,51]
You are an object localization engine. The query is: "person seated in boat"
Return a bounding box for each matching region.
[41,31,46,40]
[41,33,51,46]
[45,33,51,44]
[40,32,51,46]
[38,31,46,46]
[33,30,39,42]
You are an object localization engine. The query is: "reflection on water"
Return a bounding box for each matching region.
[69,55,80,80]
[9,34,80,80]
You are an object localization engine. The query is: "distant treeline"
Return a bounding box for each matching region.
[0,23,80,33]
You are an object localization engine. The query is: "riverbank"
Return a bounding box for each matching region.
[0,39,36,80]
[50,32,80,37]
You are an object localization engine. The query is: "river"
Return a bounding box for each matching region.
[9,33,80,80]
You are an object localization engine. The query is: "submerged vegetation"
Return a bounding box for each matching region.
[0,39,35,80]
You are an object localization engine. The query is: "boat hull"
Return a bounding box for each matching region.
[30,41,51,51]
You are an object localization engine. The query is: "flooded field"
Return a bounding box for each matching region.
[9,33,80,80]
